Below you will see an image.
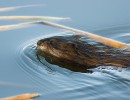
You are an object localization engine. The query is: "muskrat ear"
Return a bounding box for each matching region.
[50,39,57,44]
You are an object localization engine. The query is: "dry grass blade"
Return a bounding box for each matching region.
[38,21,130,49]
[0,22,36,31]
[1,21,129,49]
[0,16,70,21]
[0,4,43,12]
[0,93,40,100]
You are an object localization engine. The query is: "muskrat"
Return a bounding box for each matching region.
[36,35,130,73]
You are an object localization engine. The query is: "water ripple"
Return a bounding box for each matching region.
[15,26,130,100]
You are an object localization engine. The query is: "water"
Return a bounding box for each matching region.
[0,0,130,100]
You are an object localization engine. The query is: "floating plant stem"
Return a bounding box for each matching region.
[0,22,35,31]
[0,17,68,31]
[0,16,70,21]
[0,4,43,12]
[1,93,40,100]
[1,21,129,49]
[38,21,130,49]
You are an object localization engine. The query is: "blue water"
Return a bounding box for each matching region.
[0,0,130,100]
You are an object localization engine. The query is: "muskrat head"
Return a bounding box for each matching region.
[37,36,78,58]
[37,37,66,56]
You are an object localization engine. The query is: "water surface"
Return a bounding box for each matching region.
[0,0,130,100]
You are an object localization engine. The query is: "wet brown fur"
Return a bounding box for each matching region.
[37,35,130,72]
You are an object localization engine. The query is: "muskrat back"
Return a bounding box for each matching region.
[37,35,130,72]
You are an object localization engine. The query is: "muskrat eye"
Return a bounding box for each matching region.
[37,39,45,46]
[37,40,42,46]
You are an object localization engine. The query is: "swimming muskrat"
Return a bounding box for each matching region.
[36,35,130,73]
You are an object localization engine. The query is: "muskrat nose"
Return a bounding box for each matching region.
[37,40,43,50]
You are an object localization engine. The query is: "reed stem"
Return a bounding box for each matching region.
[1,93,40,100]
